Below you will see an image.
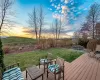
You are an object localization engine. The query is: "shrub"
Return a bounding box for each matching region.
[87,39,97,51]
[65,39,73,47]
[57,39,66,47]
[35,39,72,49]
[34,44,42,49]
[39,39,49,49]
[78,38,89,48]
[57,39,72,47]
[97,40,100,45]
[3,46,10,54]
[47,38,55,47]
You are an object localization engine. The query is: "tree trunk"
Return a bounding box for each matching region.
[39,26,41,42]
[58,16,61,39]
[93,21,95,39]
[0,14,5,73]
[35,27,38,40]
[0,34,5,73]
[58,24,61,39]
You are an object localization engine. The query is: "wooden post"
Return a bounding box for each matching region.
[26,70,27,80]
[42,74,43,80]
[0,68,2,80]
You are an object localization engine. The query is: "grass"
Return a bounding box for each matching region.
[2,37,37,46]
[4,48,83,71]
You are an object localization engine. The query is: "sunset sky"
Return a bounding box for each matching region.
[2,0,100,38]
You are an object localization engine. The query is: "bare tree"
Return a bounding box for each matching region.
[28,7,38,39]
[58,16,63,39]
[50,23,55,39]
[80,22,90,37]
[50,18,62,46]
[38,5,44,42]
[86,3,100,39]
[55,19,59,40]
[0,0,13,71]
[54,18,63,39]
[28,5,45,42]
[53,18,59,46]
[56,3,63,39]
[73,32,80,45]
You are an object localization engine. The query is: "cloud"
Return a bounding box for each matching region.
[48,0,100,34]
[51,3,55,6]
[54,5,57,8]
[83,8,88,10]
[52,13,67,22]
[48,8,52,10]
[1,24,35,38]
[52,13,60,19]
[50,0,53,2]
[61,6,69,14]
[66,32,74,36]
[64,0,69,4]
[62,6,67,10]
[52,5,69,23]
[61,0,64,2]
[77,11,81,15]
[1,22,75,38]
[71,2,74,5]
[62,25,72,31]
[56,6,60,10]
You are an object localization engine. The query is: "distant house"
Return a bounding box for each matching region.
[95,23,100,39]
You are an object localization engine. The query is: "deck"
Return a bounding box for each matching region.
[22,53,100,80]
[64,53,100,80]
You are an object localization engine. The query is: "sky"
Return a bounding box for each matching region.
[2,0,100,38]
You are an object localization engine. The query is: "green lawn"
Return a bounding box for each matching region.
[4,48,83,71]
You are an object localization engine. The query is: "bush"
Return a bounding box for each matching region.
[47,38,55,47]
[57,39,72,47]
[3,46,10,54]
[97,40,100,45]
[78,38,89,48]
[65,39,72,47]
[58,39,66,47]
[87,39,97,51]
[39,39,51,49]
[35,39,72,49]
[34,44,42,49]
